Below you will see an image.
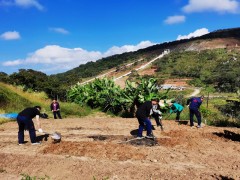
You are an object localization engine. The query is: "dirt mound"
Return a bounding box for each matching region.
[158,129,222,148]
[42,141,147,161]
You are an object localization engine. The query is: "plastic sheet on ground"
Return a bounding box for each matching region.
[0,113,18,119]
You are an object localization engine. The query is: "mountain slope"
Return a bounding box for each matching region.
[51,27,240,85]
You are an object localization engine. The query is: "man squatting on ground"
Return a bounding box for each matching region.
[136,99,159,139]
[150,100,164,131]
[187,96,204,128]
[17,106,44,145]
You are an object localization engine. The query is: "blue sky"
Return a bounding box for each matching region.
[0,0,240,75]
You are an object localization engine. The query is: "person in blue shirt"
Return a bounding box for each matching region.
[187,96,204,128]
[169,102,184,122]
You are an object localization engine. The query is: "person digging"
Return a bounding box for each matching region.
[17,106,44,145]
[169,102,184,122]
[150,100,164,131]
[186,95,204,128]
[136,99,159,139]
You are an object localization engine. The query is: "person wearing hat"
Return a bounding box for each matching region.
[169,102,184,122]
[187,95,204,128]
[17,106,43,145]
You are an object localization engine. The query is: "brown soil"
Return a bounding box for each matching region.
[163,78,191,87]
[0,116,239,180]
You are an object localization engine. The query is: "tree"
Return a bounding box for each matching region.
[0,72,9,83]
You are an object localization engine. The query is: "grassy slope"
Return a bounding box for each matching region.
[0,82,91,121]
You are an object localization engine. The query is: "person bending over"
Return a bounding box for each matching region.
[17,106,44,145]
[136,99,159,139]
[150,101,164,130]
[187,96,204,128]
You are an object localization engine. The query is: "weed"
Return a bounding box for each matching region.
[93,176,109,180]
[20,173,50,180]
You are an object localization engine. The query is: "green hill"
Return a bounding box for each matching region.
[0,82,91,119]
[51,27,240,85]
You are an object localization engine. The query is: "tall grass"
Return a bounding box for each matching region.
[0,82,91,118]
[0,118,10,125]
[0,83,34,112]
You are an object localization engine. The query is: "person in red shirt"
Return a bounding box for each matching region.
[50,99,62,119]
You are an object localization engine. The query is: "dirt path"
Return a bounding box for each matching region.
[187,88,201,97]
[0,117,239,180]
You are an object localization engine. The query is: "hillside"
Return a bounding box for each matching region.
[51,27,240,85]
[0,82,91,118]
[1,27,240,101]
[0,82,34,113]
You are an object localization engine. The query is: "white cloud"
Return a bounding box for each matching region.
[49,27,69,35]
[0,0,44,10]
[177,28,209,40]
[182,0,240,13]
[164,15,186,25]
[0,31,21,40]
[3,59,23,66]
[103,41,155,57]
[2,41,155,74]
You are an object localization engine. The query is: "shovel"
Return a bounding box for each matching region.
[44,131,62,143]
[38,130,62,143]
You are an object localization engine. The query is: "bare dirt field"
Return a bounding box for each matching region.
[0,115,239,180]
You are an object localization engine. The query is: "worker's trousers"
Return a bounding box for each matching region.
[17,115,37,144]
[189,109,201,126]
[137,117,152,137]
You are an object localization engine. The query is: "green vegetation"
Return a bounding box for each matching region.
[1,28,240,101]
[0,82,34,112]
[68,77,170,117]
[0,118,10,125]
[153,49,240,92]
[20,173,50,180]
[93,176,109,180]
[0,82,91,120]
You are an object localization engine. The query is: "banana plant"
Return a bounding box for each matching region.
[67,77,169,116]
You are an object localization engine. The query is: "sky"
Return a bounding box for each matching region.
[0,0,240,75]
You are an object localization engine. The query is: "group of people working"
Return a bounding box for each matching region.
[16,96,204,144]
[136,96,204,139]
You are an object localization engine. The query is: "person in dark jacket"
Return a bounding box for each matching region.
[50,99,62,119]
[187,96,204,128]
[17,106,43,145]
[136,99,159,139]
